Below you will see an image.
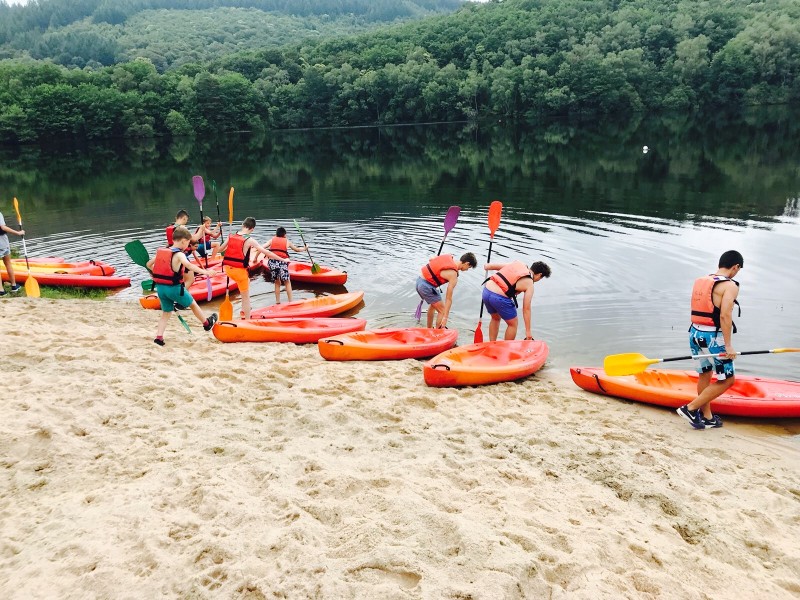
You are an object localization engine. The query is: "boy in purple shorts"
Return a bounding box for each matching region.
[482,260,551,341]
[677,250,743,430]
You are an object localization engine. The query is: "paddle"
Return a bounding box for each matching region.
[415,205,461,321]
[192,175,213,302]
[293,219,320,274]
[473,201,503,343]
[12,197,40,297]
[219,186,235,321]
[124,239,191,333]
[211,179,224,243]
[604,348,800,377]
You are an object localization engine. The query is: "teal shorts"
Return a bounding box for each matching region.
[156,283,193,312]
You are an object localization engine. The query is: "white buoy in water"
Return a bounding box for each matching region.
[642,145,649,154]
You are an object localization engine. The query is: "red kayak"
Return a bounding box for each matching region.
[570,367,800,418]
[319,328,458,361]
[212,317,367,343]
[289,261,347,285]
[139,272,238,309]
[424,340,549,387]
[3,270,130,288]
[5,259,116,276]
[250,291,364,319]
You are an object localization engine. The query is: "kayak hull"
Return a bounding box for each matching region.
[139,273,238,309]
[213,317,367,343]
[570,367,800,418]
[3,270,130,288]
[319,327,458,361]
[424,340,549,387]
[287,261,348,286]
[5,260,116,276]
[250,291,364,319]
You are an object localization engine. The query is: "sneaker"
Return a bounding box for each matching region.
[10,284,22,293]
[153,338,165,346]
[0,289,6,297]
[203,313,218,331]
[676,405,705,430]
[701,414,723,428]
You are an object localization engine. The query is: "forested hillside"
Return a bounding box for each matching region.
[1,0,798,143]
[0,0,463,68]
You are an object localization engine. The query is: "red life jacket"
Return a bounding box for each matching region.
[222,233,250,268]
[165,224,176,246]
[690,275,740,333]
[269,236,289,258]
[490,261,532,298]
[421,254,458,286]
[152,247,184,286]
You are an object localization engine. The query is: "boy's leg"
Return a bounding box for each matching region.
[189,300,206,324]
[488,314,502,341]
[274,279,281,303]
[156,311,171,337]
[427,302,444,328]
[503,317,519,340]
[2,254,15,287]
[241,292,251,320]
[285,278,293,302]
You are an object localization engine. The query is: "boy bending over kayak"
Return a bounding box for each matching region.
[416,252,477,328]
[256,226,308,304]
[482,260,551,341]
[146,226,218,346]
[217,217,289,319]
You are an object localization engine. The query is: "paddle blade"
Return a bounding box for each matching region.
[205,277,212,302]
[13,197,21,223]
[773,348,800,354]
[311,262,321,274]
[24,275,40,298]
[220,293,233,321]
[603,353,660,376]
[211,179,217,195]
[473,321,484,343]
[141,279,155,292]
[125,240,150,269]
[192,175,205,204]
[414,300,423,321]
[488,201,502,237]
[177,314,192,334]
[444,205,461,234]
[228,187,234,223]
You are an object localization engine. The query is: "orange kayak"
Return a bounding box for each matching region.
[250,291,364,319]
[5,259,116,276]
[213,317,366,343]
[139,272,237,309]
[2,270,130,288]
[288,261,347,285]
[570,367,800,418]
[424,340,549,387]
[319,328,458,361]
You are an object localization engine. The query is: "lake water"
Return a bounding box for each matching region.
[2,108,799,398]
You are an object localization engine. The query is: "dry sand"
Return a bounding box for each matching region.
[1,298,799,599]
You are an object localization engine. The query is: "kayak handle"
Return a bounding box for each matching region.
[218,322,238,328]
[322,339,344,345]
[430,364,451,371]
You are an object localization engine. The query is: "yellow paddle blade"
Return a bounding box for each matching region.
[219,294,233,321]
[603,352,660,376]
[24,275,41,298]
[773,348,800,354]
[13,197,22,223]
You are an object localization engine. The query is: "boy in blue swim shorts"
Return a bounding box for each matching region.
[677,250,743,430]
[482,260,551,341]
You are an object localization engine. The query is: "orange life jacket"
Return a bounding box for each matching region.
[421,254,458,286]
[269,236,289,258]
[690,274,740,333]
[490,261,532,298]
[152,247,184,286]
[222,233,250,268]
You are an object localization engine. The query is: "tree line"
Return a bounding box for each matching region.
[0,0,798,143]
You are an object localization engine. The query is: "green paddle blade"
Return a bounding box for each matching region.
[125,240,150,269]
[177,313,192,334]
[141,279,155,292]
[603,353,660,376]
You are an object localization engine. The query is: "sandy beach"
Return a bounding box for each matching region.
[1,298,799,599]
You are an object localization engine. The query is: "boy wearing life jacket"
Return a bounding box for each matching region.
[217,217,289,319]
[145,226,218,346]
[416,252,478,328]
[482,260,551,341]
[166,209,204,280]
[258,226,308,303]
[677,250,743,430]
[0,210,25,295]
[195,216,222,260]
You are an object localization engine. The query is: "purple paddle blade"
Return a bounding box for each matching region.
[192,175,205,205]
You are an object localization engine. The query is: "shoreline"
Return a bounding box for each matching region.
[2,298,799,598]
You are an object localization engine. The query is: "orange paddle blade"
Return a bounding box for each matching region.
[488,200,502,237]
[24,275,41,298]
[13,197,21,223]
[219,293,233,321]
[228,187,235,223]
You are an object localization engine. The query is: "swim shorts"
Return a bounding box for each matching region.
[416,276,442,305]
[689,325,735,380]
[156,283,193,312]
[482,287,517,321]
[224,265,250,292]
[268,259,290,283]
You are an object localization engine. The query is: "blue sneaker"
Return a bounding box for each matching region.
[701,414,723,428]
[10,284,22,293]
[676,405,705,429]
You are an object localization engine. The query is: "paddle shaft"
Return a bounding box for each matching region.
[478,237,496,320]
[212,180,224,243]
[15,214,32,274]
[293,220,318,268]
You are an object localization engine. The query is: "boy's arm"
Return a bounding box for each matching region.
[438,271,459,327]
[288,241,307,252]
[0,224,24,236]
[718,282,739,357]
[521,282,534,339]
[251,240,289,262]
[145,257,155,270]
[484,263,507,271]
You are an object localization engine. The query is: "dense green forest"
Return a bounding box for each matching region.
[1,0,799,143]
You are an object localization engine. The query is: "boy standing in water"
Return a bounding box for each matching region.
[217,217,289,319]
[677,250,743,430]
[416,252,478,328]
[482,260,551,341]
[0,209,25,295]
[262,226,308,303]
[146,226,218,346]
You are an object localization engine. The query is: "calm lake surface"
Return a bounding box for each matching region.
[2,108,799,399]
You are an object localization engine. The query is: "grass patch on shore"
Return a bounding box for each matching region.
[40,286,109,300]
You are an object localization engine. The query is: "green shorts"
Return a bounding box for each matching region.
[156,283,193,312]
